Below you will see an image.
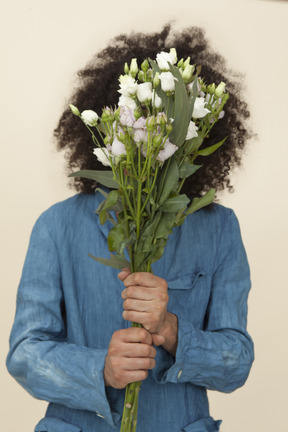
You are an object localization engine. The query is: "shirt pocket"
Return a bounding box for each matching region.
[182,416,222,431]
[167,271,210,328]
[35,417,82,432]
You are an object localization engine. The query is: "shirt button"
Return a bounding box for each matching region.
[96,412,105,419]
[177,369,182,379]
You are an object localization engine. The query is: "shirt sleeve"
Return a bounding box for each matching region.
[6,214,120,427]
[153,209,254,392]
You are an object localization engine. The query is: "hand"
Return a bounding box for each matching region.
[119,269,178,355]
[104,327,156,389]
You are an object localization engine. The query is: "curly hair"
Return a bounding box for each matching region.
[54,24,253,198]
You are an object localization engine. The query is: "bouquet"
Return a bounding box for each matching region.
[69,48,229,432]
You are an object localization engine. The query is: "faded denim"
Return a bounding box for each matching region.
[7,193,254,431]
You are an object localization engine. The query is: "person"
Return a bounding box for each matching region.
[6,25,254,432]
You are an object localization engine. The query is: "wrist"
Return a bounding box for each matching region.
[159,312,178,356]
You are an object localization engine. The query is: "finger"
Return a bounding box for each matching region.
[122,357,156,371]
[123,298,152,312]
[123,272,166,289]
[118,268,131,281]
[114,327,153,345]
[121,286,155,301]
[152,334,165,346]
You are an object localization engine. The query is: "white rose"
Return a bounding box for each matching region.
[192,97,210,119]
[93,147,112,167]
[81,110,99,126]
[111,137,126,156]
[156,51,177,70]
[186,121,198,140]
[158,72,177,92]
[137,82,153,103]
[119,106,135,127]
[118,75,138,97]
[118,95,137,110]
[156,140,178,162]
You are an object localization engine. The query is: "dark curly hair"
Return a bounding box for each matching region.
[54,24,253,198]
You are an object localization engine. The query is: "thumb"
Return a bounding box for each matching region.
[118,268,131,281]
[152,333,165,346]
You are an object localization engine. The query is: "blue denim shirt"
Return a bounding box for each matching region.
[6,193,254,432]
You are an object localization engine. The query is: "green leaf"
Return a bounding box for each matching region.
[137,211,162,253]
[158,158,179,205]
[196,137,227,157]
[161,194,190,213]
[107,223,126,252]
[184,132,204,154]
[185,188,215,216]
[104,190,119,210]
[69,170,119,189]
[151,238,167,263]
[89,253,130,270]
[179,163,202,179]
[154,213,175,239]
[168,65,189,147]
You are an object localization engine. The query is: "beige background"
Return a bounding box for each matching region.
[1,0,287,430]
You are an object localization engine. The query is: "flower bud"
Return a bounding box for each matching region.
[124,62,129,74]
[153,72,160,88]
[152,134,164,148]
[169,48,177,64]
[156,112,168,126]
[183,56,191,67]
[207,83,216,94]
[81,110,99,127]
[137,70,145,82]
[215,81,226,98]
[146,116,156,131]
[177,58,184,69]
[182,64,195,83]
[166,123,173,134]
[141,59,149,72]
[130,58,138,77]
[69,104,80,116]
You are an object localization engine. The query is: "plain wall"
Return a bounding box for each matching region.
[1,0,287,430]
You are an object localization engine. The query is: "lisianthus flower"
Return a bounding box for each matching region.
[186,121,198,140]
[118,75,138,97]
[93,147,112,166]
[133,117,148,143]
[137,82,153,103]
[119,106,135,127]
[158,72,177,92]
[192,97,210,118]
[111,137,126,156]
[81,110,99,126]
[156,140,178,162]
[118,95,137,110]
[156,50,177,70]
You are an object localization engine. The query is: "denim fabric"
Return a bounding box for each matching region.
[6,193,254,432]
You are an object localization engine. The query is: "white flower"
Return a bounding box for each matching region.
[118,95,137,110]
[159,72,177,92]
[186,121,198,140]
[93,147,112,167]
[119,106,135,127]
[118,75,138,97]
[137,82,153,103]
[156,50,177,70]
[152,90,162,109]
[192,97,210,118]
[81,110,99,126]
[111,137,126,156]
[181,64,194,83]
[133,117,148,143]
[215,81,226,98]
[156,140,178,162]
